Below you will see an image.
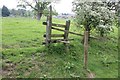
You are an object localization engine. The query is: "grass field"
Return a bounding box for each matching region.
[2,17,118,78]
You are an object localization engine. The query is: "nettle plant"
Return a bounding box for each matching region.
[72,0,115,38]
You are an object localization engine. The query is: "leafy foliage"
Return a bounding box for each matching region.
[72,0,116,37]
[9,9,33,17]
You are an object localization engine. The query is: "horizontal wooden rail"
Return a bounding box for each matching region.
[43,22,66,28]
[51,27,98,39]
[43,34,64,37]
[52,27,83,36]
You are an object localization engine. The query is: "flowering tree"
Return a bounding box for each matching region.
[72,0,116,39]
[18,0,60,20]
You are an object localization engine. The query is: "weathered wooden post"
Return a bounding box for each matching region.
[45,5,52,46]
[84,31,89,69]
[64,20,70,52]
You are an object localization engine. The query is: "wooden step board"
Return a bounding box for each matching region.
[42,39,71,45]
[60,41,70,44]
[43,34,64,37]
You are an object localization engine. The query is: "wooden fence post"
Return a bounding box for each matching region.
[64,20,70,52]
[45,16,49,45]
[84,31,89,69]
[45,5,52,46]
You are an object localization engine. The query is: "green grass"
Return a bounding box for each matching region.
[2,17,118,78]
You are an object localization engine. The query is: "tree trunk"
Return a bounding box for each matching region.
[100,28,104,37]
[37,12,42,20]
[81,26,91,44]
[88,30,90,41]
[86,26,91,41]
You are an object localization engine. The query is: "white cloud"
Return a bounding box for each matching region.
[53,0,74,14]
[0,0,74,14]
[0,0,18,9]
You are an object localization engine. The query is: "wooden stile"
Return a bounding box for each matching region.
[43,6,72,47]
[43,5,97,47]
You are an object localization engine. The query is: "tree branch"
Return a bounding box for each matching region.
[24,0,38,11]
[34,0,38,4]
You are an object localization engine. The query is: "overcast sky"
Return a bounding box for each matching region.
[0,0,74,14]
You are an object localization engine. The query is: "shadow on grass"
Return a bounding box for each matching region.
[43,43,79,54]
[44,44,68,54]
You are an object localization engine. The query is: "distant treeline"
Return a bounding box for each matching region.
[1,5,58,18]
[1,5,33,17]
[9,9,33,17]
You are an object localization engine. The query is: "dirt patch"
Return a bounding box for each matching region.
[2,61,17,77]
[87,72,95,78]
